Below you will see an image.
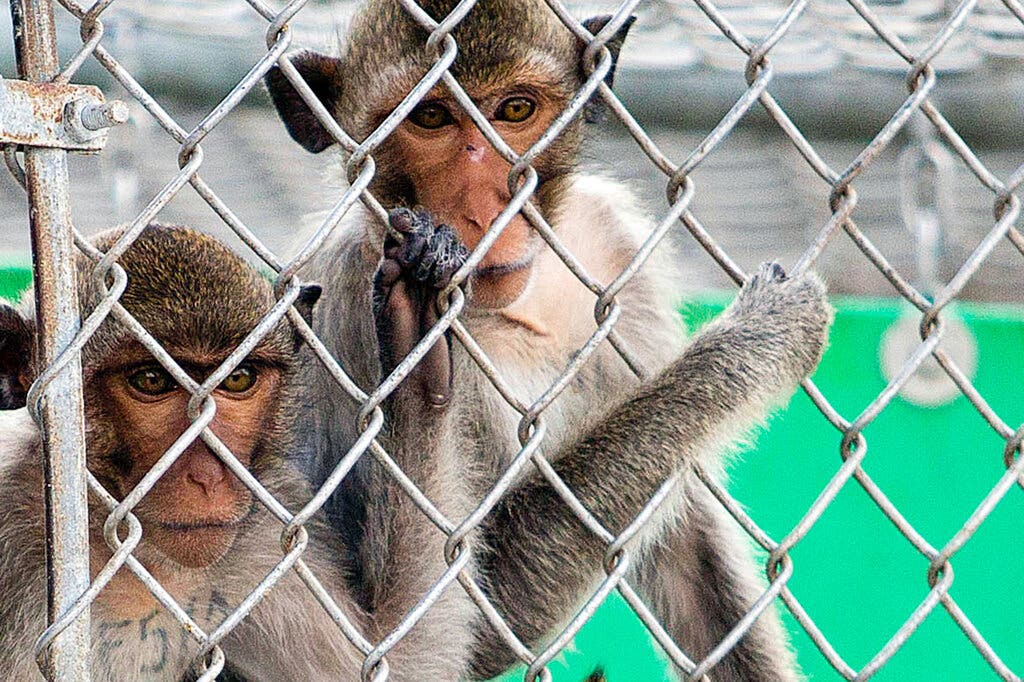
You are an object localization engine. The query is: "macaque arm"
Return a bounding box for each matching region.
[471,266,830,677]
[215,461,470,681]
[355,210,481,677]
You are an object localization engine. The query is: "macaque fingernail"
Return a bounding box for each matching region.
[389,208,415,232]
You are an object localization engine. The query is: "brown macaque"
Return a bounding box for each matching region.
[267,2,830,681]
[0,224,479,680]
[265,2,625,313]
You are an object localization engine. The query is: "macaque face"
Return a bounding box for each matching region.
[384,80,563,309]
[91,350,284,568]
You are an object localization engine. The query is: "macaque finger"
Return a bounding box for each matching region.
[416,291,453,407]
[388,207,418,235]
[375,278,420,379]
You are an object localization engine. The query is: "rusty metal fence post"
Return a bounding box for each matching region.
[11,0,92,678]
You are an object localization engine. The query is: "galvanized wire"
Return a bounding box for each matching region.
[5,0,1022,680]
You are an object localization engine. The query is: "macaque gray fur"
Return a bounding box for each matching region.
[263,1,833,680]
[0,225,484,681]
[300,198,828,681]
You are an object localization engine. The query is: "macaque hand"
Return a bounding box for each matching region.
[725,262,833,389]
[372,208,469,407]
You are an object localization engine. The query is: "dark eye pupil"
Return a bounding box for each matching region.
[129,368,171,395]
[502,98,533,121]
[412,104,448,128]
[222,366,255,392]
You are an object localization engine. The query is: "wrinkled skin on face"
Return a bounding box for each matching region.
[91,354,283,568]
[378,78,561,309]
[264,2,633,310]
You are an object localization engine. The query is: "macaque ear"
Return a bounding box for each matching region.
[579,15,636,124]
[0,303,34,410]
[291,284,323,347]
[265,51,345,153]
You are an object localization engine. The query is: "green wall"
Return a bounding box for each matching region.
[0,265,31,303]
[495,296,1024,681]
[3,268,1021,681]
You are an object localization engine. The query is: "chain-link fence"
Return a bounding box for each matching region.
[1,0,1022,680]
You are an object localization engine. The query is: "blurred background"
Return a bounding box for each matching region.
[2,0,1023,300]
[1,1,1023,680]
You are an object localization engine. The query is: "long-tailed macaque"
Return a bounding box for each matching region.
[0,242,828,681]
[0,224,485,680]
[265,1,833,679]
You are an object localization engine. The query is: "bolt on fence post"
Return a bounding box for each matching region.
[12,0,93,678]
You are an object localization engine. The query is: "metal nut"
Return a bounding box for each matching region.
[63,97,129,143]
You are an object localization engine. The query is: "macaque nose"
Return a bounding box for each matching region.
[465,142,486,163]
[465,214,487,233]
[186,451,228,498]
[464,201,509,235]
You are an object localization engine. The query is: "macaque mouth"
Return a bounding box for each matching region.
[156,519,242,531]
[474,242,541,279]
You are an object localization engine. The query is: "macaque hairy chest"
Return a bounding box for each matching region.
[461,282,651,476]
[87,551,235,680]
[88,597,229,681]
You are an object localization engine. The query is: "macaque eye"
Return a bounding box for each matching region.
[220,365,257,393]
[496,97,536,123]
[127,367,175,396]
[409,102,454,129]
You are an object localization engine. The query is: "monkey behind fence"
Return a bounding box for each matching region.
[0,4,833,678]
[266,2,832,678]
[0,224,489,680]
[0,227,829,681]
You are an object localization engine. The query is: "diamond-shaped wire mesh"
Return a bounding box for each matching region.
[3,0,1023,680]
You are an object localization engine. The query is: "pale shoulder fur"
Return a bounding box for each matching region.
[452,174,687,477]
[501,173,684,363]
[0,408,38,468]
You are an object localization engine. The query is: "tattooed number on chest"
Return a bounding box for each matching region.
[94,590,232,675]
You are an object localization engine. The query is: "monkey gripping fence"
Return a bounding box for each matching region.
[3,0,1024,679]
